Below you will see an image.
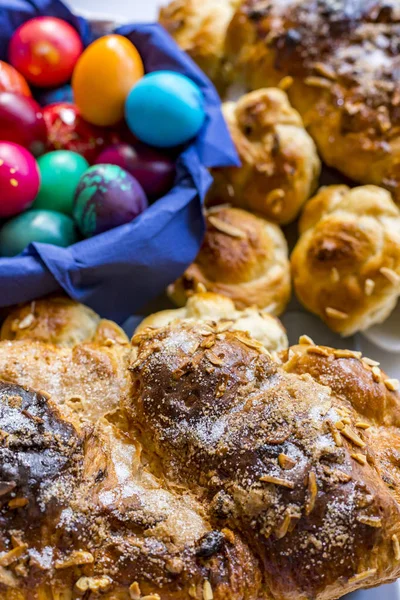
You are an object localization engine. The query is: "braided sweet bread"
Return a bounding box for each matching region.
[160,0,400,204]
[1,297,400,599]
[291,184,400,335]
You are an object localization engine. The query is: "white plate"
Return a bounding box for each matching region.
[65,1,400,597]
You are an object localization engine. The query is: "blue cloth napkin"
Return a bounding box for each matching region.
[0,1,239,321]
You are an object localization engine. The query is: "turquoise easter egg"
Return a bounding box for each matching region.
[0,209,78,256]
[34,150,89,215]
[125,71,205,148]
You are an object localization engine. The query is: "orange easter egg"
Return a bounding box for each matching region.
[72,35,144,127]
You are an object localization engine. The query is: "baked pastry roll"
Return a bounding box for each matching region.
[209,89,321,224]
[137,291,288,352]
[168,206,291,315]
[291,185,400,335]
[1,301,400,599]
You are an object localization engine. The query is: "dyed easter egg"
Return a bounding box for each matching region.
[95,143,176,200]
[0,60,31,96]
[73,164,148,237]
[9,17,83,87]
[35,83,74,106]
[33,151,89,215]
[43,103,122,163]
[125,71,205,148]
[0,142,40,217]
[0,92,47,156]
[72,35,144,126]
[0,209,77,257]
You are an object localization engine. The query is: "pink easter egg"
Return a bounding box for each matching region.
[0,142,40,217]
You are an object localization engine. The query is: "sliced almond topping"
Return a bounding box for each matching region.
[362,357,380,367]
[328,421,343,447]
[312,62,337,80]
[305,471,318,516]
[142,595,161,600]
[0,544,28,567]
[222,528,235,544]
[341,426,366,448]
[75,576,112,593]
[189,584,198,598]
[206,204,231,214]
[299,335,315,346]
[364,279,375,296]
[351,453,367,465]
[129,582,141,600]
[371,366,382,382]
[203,580,213,600]
[8,498,28,509]
[384,378,400,392]
[201,337,215,349]
[307,346,330,357]
[278,453,296,470]
[55,551,94,570]
[208,215,246,239]
[356,422,371,430]
[392,535,400,561]
[348,569,377,584]
[278,75,294,90]
[357,515,382,528]
[380,267,400,286]
[260,475,295,489]
[335,420,345,431]
[235,333,270,355]
[275,512,292,539]
[196,282,207,293]
[205,350,223,366]
[330,267,340,283]
[304,76,332,89]
[334,349,362,360]
[325,307,349,320]
[18,313,35,329]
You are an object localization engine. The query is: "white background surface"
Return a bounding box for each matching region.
[64,1,400,597]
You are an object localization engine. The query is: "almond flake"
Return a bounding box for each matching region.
[351,453,367,465]
[371,366,382,382]
[364,279,375,296]
[341,426,366,448]
[305,471,318,515]
[325,307,349,320]
[357,515,382,528]
[260,475,295,489]
[129,582,141,600]
[362,357,380,367]
[384,378,399,392]
[278,453,296,470]
[355,422,371,430]
[203,580,213,600]
[55,551,94,570]
[304,76,332,88]
[0,545,27,567]
[18,313,35,329]
[208,215,246,239]
[278,75,294,90]
[334,349,362,360]
[307,346,330,357]
[330,267,340,283]
[275,513,292,539]
[299,335,315,346]
[380,267,400,286]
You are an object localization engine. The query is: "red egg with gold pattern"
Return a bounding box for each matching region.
[8,17,83,88]
[43,102,122,164]
[0,142,40,217]
[0,60,31,96]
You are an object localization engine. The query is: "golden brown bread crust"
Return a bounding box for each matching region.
[159,0,241,88]
[225,0,400,203]
[2,300,400,599]
[291,185,400,336]
[129,322,400,599]
[168,206,291,315]
[209,89,321,224]
[161,0,400,202]
[137,291,288,353]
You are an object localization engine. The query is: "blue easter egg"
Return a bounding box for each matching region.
[125,71,205,148]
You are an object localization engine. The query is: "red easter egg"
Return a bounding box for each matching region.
[43,102,122,163]
[9,17,83,88]
[0,142,40,217]
[0,92,47,156]
[0,60,31,96]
